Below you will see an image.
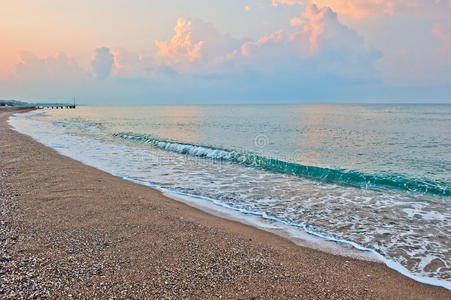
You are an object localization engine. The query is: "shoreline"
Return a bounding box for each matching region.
[1,108,450,298]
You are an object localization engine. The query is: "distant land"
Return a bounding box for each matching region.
[0,99,73,107]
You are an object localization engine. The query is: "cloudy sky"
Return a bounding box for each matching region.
[1,0,450,104]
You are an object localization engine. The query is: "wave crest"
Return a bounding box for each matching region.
[114,132,450,196]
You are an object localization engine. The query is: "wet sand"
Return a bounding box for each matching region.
[1,108,449,298]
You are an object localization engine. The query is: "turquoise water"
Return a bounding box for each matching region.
[10,104,451,286]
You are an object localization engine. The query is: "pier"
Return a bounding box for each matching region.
[36,104,76,109]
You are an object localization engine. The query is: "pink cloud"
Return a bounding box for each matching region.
[241,30,286,56]
[245,5,361,54]
[155,18,246,70]
[14,48,120,83]
[272,0,450,19]
[432,23,451,49]
[155,18,204,64]
[272,0,298,5]
[231,4,381,81]
[303,4,335,51]
[16,51,84,80]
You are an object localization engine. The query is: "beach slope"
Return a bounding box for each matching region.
[1,109,449,298]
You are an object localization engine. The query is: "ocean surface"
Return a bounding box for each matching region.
[10,104,450,288]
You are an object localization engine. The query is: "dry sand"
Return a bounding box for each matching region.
[1,108,449,299]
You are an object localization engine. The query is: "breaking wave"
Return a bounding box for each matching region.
[114,132,450,196]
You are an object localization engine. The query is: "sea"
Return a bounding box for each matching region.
[9,104,450,289]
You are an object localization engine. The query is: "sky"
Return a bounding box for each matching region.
[0,0,450,104]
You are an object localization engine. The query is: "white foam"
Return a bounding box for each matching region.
[164,191,379,262]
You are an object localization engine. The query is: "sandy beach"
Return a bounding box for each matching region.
[0,108,449,298]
